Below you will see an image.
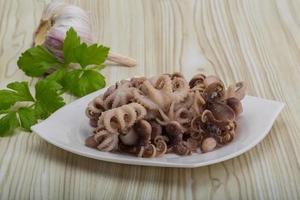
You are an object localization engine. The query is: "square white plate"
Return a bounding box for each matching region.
[31,89,284,168]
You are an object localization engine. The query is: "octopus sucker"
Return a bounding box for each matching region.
[85,73,246,157]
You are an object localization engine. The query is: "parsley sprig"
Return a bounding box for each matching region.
[0,28,109,136]
[18,28,109,97]
[0,81,64,136]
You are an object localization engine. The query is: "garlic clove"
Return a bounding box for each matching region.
[107,52,137,68]
[34,1,70,46]
[34,20,52,46]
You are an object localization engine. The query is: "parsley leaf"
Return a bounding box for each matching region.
[45,68,67,85]
[74,44,109,68]
[63,69,106,97]
[0,82,34,110]
[63,27,81,64]
[0,90,21,110]
[63,27,109,68]
[17,45,62,77]
[35,80,65,119]
[18,107,38,131]
[0,112,19,137]
[7,82,34,101]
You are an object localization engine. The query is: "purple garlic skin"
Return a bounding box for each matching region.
[34,2,93,60]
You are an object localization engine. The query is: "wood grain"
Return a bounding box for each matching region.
[0,0,299,199]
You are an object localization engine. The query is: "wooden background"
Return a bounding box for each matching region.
[0,0,299,199]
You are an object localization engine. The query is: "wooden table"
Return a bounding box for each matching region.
[0,0,299,199]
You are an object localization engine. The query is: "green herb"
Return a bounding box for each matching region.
[60,28,109,96]
[17,45,63,77]
[34,80,65,119]
[62,69,106,97]
[0,80,65,136]
[0,112,19,137]
[17,27,109,97]
[18,107,38,130]
[0,27,110,137]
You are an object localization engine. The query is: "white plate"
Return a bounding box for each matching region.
[31,89,284,168]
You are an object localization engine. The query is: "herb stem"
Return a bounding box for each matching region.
[0,110,9,114]
[88,65,105,70]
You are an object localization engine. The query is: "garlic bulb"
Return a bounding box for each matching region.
[34,1,136,67]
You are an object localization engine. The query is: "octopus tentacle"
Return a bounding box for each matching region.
[172,142,191,155]
[86,73,246,157]
[203,81,225,102]
[144,80,172,110]
[133,89,159,110]
[226,82,246,101]
[86,95,106,127]
[190,130,205,142]
[115,108,127,131]
[168,102,175,120]
[134,75,173,111]
[141,144,157,157]
[190,91,205,115]
[131,103,147,120]
[154,136,167,157]
[156,109,170,125]
[186,138,198,151]
[191,116,202,132]
[121,105,137,128]
[189,73,206,89]
[86,95,105,119]
[86,129,119,152]
[102,81,136,110]
[150,121,163,141]
[174,92,194,111]
[203,75,222,87]
[103,84,117,100]
[98,103,146,134]
[154,75,173,93]
[103,93,116,110]
[99,110,117,133]
[175,107,192,124]
[134,119,152,146]
[171,77,189,102]
[130,77,147,88]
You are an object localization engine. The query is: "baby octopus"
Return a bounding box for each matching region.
[85,73,246,157]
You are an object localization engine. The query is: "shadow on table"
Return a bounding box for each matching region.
[32,138,204,185]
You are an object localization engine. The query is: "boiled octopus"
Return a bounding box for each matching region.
[85,73,246,157]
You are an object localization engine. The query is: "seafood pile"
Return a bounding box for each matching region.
[85,73,246,157]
